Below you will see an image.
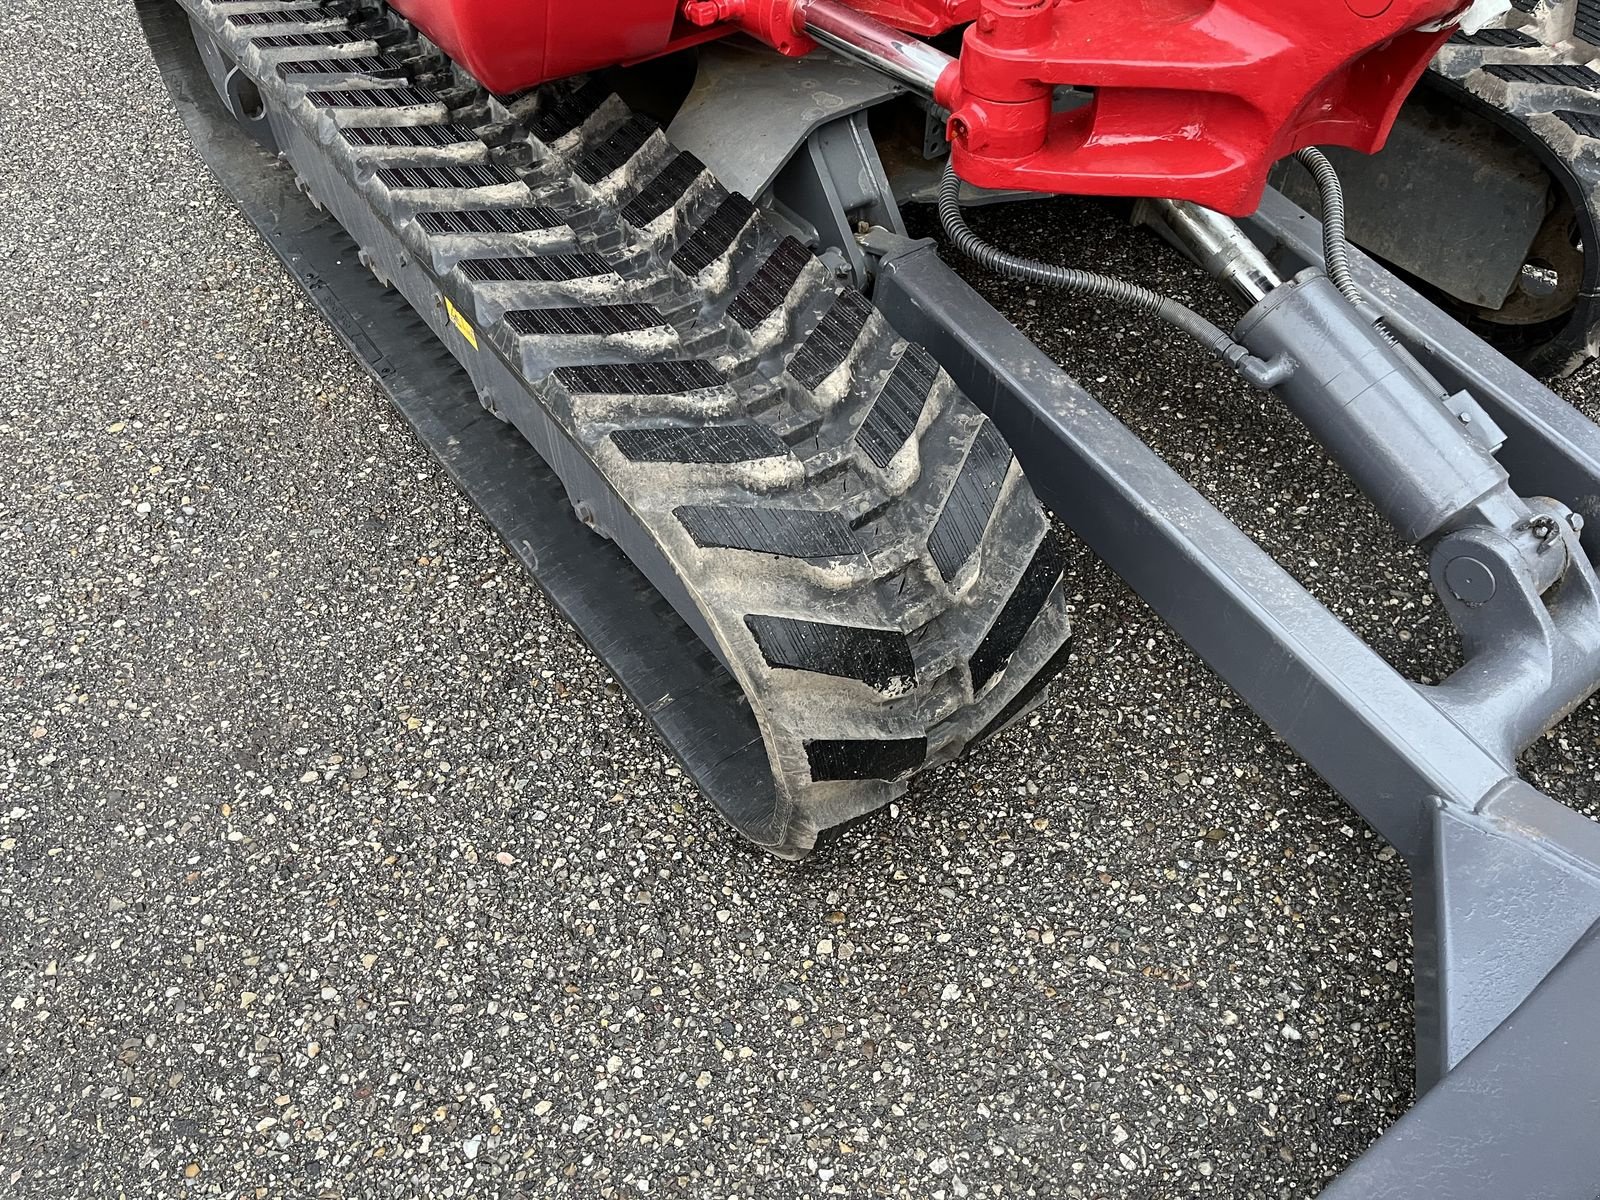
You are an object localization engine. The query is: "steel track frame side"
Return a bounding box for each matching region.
[869,238,1600,1197]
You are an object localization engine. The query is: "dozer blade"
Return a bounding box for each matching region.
[136,0,1071,857]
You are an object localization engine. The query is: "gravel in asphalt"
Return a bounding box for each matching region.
[3,4,1598,1198]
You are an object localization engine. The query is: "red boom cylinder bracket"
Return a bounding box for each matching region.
[851,0,979,34]
[681,0,977,42]
[941,0,1465,215]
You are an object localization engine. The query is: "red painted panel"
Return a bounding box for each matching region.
[388,0,687,94]
[389,0,976,94]
[849,0,977,35]
[940,0,1462,214]
[389,0,1466,215]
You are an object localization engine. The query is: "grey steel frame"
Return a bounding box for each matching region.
[864,216,1600,1198]
[667,43,1600,1194]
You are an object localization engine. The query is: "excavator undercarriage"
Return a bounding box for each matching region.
[137,0,1600,1192]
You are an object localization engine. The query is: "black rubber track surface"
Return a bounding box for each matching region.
[165,0,1072,857]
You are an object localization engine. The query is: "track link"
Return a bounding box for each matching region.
[1432,2,1600,375]
[174,0,1072,856]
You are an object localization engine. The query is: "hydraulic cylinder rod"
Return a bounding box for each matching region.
[1142,199,1285,306]
[798,0,954,96]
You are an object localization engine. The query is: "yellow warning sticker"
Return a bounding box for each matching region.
[444,297,478,350]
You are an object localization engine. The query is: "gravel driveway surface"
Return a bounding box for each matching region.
[4,4,1597,1197]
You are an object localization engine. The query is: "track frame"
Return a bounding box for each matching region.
[868,206,1600,1199]
[138,1,1600,1194]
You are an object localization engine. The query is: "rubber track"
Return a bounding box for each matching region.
[1432,5,1600,376]
[176,0,1072,857]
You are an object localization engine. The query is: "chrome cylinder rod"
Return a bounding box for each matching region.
[798,0,954,95]
[1146,199,1286,307]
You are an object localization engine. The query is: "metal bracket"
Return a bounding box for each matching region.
[666,39,901,202]
[1428,507,1600,764]
[669,41,905,285]
[185,11,275,152]
[768,109,906,284]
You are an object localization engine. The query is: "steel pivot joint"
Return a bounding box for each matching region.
[1226,262,1600,768]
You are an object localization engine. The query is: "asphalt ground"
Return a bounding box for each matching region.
[4,4,1600,1198]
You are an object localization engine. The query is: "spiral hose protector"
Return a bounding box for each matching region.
[936,163,1270,376]
[1293,147,1361,306]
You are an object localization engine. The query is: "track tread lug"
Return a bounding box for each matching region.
[859,344,939,470]
[415,207,564,234]
[527,80,613,145]
[928,422,1013,582]
[555,359,724,396]
[1483,61,1600,87]
[744,615,916,693]
[307,84,439,109]
[622,151,709,227]
[788,290,874,391]
[673,193,756,277]
[458,254,614,284]
[572,114,661,184]
[506,304,666,338]
[674,504,864,559]
[377,163,523,190]
[610,424,790,464]
[278,54,407,80]
[805,737,927,782]
[969,536,1067,692]
[728,237,813,331]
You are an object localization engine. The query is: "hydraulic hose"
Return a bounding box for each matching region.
[936,163,1292,389]
[1293,147,1362,306]
[1295,148,1437,380]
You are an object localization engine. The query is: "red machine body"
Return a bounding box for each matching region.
[385,0,703,93]
[386,0,970,90]
[390,0,1465,214]
[940,0,1462,214]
